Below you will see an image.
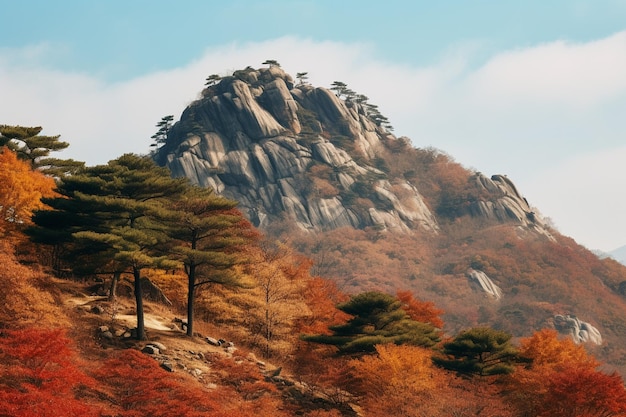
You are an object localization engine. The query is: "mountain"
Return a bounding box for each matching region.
[155,65,626,374]
[610,245,626,266]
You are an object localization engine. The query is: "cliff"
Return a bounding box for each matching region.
[157,66,548,239]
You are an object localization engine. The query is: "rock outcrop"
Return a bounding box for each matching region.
[159,66,439,233]
[470,174,554,240]
[156,65,551,239]
[467,269,503,299]
[554,314,602,345]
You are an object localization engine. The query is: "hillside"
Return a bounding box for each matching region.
[2,117,626,415]
[155,64,626,375]
[4,235,626,417]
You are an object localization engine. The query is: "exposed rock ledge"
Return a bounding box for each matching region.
[554,314,602,345]
[467,269,502,299]
[471,174,554,241]
[161,66,439,234]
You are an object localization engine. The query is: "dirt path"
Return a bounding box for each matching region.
[115,314,172,331]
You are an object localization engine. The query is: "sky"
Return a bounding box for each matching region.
[1,0,626,252]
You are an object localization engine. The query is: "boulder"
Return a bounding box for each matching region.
[140,278,172,306]
[470,174,554,240]
[149,341,167,352]
[554,314,602,345]
[206,337,220,346]
[142,345,160,355]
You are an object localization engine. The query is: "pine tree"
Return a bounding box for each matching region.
[303,291,440,354]
[0,124,83,176]
[205,74,221,87]
[166,185,258,336]
[330,81,348,98]
[149,115,174,151]
[30,154,187,339]
[433,327,519,376]
[296,72,309,85]
[262,59,281,68]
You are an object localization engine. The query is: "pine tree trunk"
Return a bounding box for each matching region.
[108,271,120,302]
[133,266,146,340]
[186,265,196,337]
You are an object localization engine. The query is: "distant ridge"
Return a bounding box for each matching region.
[609,245,626,266]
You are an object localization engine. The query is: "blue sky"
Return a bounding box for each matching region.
[2,0,626,252]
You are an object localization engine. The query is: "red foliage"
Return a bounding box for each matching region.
[536,366,626,417]
[396,289,445,328]
[93,349,219,417]
[0,328,100,417]
[296,276,350,334]
[211,354,277,401]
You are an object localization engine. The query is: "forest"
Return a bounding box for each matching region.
[2,123,626,416]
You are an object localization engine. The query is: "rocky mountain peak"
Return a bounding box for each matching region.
[156,65,550,239]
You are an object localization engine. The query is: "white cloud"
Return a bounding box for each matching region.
[522,146,626,251]
[465,32,626,108]
[1,34,625,250]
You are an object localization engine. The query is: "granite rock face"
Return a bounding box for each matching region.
[467,269,503,299]
[554,314,603,345]
[159,66,439,233]
[470,174,554,240]
[157,66,550,239]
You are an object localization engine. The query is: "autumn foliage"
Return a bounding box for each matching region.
[93,349,219,417]
[397,289,444,328]
[0,328,100,417]
[507,329,626,417]
[346,344,445,415]
[0,147,56,238]
[3,120,626,416]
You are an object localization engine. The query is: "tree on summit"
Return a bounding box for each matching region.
[330,81,348,98]
[296,72,309,85]
[262,59,281,68]
[150,115,174,151]
[205,74,221,87]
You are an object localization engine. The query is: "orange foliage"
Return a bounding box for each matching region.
[0,147,56,238]
[397,289,444,328]
[292,277,350,378]
[211,354,277,401]
[434,377,517,417]
[0,328,100,417]
[296,276,350,335]
[0,240,68,328]
[518,329,599,370]
[346,344,448,416]
[507,329,624,417]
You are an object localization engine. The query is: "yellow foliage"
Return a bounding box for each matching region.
[0,147,56,237]
[518,328,599,370]
[349,344,441,396]
[0,240,69,328]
